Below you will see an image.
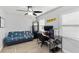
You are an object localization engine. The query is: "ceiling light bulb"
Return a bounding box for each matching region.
[28,11,33,15]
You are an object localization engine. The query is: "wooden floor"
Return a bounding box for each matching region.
[1,39,49,53]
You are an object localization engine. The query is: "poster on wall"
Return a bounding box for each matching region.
[47,18,57,23]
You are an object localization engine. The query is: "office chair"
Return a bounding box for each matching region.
[37,33,50,47]
[49,36,62,53]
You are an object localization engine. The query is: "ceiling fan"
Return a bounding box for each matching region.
[16,6,42,16]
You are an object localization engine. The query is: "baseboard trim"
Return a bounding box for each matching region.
[63,49,71,53]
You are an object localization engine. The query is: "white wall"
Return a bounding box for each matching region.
[0,9,5,51]
[37,7,62,36]
[0,28,5,51]
[5,14,36,34]
[0,9,36,51]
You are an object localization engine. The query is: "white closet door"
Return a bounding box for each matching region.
[62,11,79,25]
[62,11,79,39]
[62,11,79,53]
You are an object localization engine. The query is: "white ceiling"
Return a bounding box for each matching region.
[0,6,58,16]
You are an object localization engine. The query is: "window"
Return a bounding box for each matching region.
[39,19,45,32]
[0,16,5,28]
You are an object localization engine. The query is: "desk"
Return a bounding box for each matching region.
[42,32,49,38]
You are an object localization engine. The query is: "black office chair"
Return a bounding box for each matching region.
[49,37,62,53]
[37,33,50,47]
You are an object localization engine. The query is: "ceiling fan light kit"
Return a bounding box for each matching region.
[28,12,33,15]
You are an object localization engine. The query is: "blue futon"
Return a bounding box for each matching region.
[3,31,34,46]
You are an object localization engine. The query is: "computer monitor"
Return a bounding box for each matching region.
[44,26,53,31]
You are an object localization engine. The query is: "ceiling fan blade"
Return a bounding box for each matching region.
[24,13,28,15]
[34,11,42,13]
[17,10,27,12]
[33,13,37,16]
